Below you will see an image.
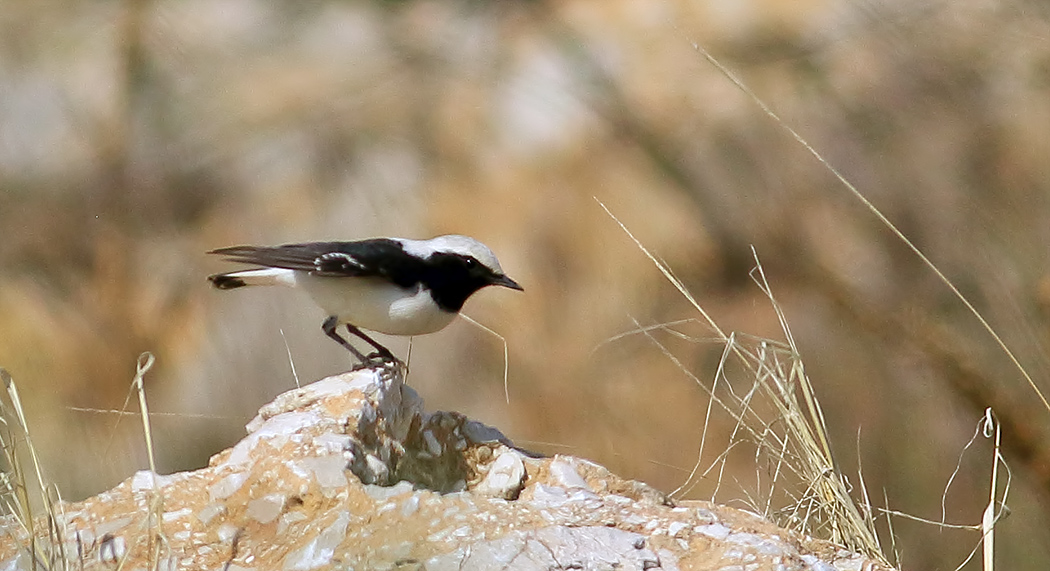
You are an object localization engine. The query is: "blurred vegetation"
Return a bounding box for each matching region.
[1,0,1048,569]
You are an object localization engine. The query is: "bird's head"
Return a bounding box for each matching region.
[399,235,523,310]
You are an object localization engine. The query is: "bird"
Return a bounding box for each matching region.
[207,234,523,368]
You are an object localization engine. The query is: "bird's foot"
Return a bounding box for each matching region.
[350,351,404,372]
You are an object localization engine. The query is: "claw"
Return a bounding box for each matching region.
[348,351,404,372]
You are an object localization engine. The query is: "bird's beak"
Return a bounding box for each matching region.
[492,274,524,291]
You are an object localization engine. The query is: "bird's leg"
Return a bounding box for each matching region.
[322,316,373,367]
[345,324,399,363]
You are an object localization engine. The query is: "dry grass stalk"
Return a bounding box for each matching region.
[1,368,68,569]
[0,353,170,570]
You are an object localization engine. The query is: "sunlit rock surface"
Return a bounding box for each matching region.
[0,368,891,570]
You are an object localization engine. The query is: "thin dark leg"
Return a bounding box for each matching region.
[322,316,371,364]
[345,324,396,361]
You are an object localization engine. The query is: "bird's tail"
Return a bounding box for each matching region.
[208,268,296,290]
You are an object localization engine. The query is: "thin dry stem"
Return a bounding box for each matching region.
[459,313,511,404]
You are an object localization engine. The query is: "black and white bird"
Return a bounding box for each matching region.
[208,235,523,367]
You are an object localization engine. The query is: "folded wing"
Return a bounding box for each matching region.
[209,239,424,285]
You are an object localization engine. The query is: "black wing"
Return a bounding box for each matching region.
[209,238,426,286]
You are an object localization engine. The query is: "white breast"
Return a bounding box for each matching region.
[294,273,457,336]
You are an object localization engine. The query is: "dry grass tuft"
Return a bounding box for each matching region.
[0,368,68,569]
[601,196,1014,569]
[599,201,888,562]
[0,353,168,570]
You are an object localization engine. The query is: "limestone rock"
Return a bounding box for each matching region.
[0,367,893,570]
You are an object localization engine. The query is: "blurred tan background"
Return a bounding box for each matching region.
[2,0,1049,568]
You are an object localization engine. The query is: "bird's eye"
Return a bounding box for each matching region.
[464,257,478,269]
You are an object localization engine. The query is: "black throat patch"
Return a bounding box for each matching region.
[419,252,503,312]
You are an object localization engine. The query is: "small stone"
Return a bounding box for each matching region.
[282,511,350,570]
[438,413,457,430]
[401,494,421,517]
[473,452,526,500]
[696,523,732,540]
[130,471,153,491]
[161,508,192,523]
[217,523,240,543]
[423,430,443,456]
[298,455,350,492]
[247,494,286,524]
[209,472,249,501]
[365,480,414,502]
[548,458,592,491]
[694,508,718,524]
[363,454,390,484]
[198,504,225,525]
[802,554,838,571]
[277,511,309,535]
[462,421,508,445]
[98,535,126,564]
[668,521,689,537]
